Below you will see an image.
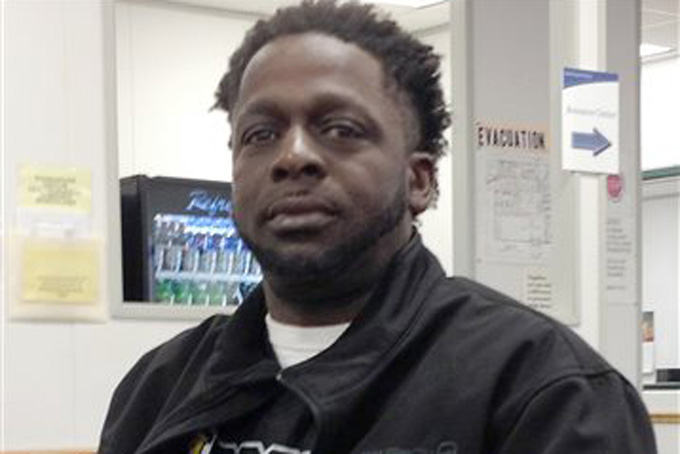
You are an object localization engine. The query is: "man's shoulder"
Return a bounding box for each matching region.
[134,314,231,372]
[99,314,232,452]
[110,314,231,400]
[426,276,614,378]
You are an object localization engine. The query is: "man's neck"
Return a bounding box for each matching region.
[262,255,386,325]
[262,228,412,326]
[263,282,372,326]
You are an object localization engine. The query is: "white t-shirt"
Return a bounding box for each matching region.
[265,313,351,369]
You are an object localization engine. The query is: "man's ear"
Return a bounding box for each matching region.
[407,152,436,216]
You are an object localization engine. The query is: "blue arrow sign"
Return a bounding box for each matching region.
[571,128,611,156]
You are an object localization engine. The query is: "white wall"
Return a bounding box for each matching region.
[643,390,680,454]
[116,2,255,181]
[416,25,453,275]
[641,56,680,171]
[642,177,680,370]
[2,1,197,449]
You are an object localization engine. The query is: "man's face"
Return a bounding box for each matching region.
[230,32,431,280]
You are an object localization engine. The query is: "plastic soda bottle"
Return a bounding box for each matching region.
[152,220,168,273]
[163,223,185,272]
[208,281,226,306]
[224,280,240,306]
[182,232,200,273]
[189,281,208,305]
[240,246,261,276]
[209,234,222,273]
[233,241,248,275]
[215,235,229,274]
[225,236,239,275]
[155,278,174,303]
[198,234,217,274]
[174,280,192,305]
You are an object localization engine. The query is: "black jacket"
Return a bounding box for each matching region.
[99,236,657,454]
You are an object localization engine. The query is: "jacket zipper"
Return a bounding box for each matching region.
[276,371,324,453]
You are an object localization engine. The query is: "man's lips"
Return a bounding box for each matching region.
[265,196,338,231]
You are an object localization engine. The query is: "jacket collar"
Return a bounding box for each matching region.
[205,232,445,401]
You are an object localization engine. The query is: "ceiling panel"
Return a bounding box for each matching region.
[164,0,677,51]
[643,22,679,47]
[165,0,415,18]
[642,0,679,15]
[642,9,678,28]
[642,0,679,50]
[163,0,447,31]
[164,0,296,16]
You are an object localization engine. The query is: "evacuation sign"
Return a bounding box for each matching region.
[562,67,619,174]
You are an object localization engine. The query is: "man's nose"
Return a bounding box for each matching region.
[271,126,327,182]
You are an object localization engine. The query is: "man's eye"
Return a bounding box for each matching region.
[321,120,365,140]
[242,127,278,146]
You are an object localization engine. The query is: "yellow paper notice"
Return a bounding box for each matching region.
[20,166,92,212]
[21,240,99,304]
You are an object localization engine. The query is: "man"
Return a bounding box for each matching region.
[98,1,657,453]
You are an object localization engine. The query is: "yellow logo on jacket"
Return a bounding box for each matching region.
[189,433,215,454]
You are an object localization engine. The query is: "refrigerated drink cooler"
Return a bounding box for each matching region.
[120,175,261,306]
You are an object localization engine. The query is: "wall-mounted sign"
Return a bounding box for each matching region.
[20,165,92,212]
[562,68,619,174]
[10,165,105,321]
[475,121,552,265]
[607,174,625,203]
[8,235,107,322]
[21,238,100,304]
[524,267,555,312]
[476,123,547,151]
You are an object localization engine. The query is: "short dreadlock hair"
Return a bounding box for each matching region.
[214,0,450,163]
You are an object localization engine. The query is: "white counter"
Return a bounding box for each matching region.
[643,388,680,454]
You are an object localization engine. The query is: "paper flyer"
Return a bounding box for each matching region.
[20,165,92,213]
[21,239,100,304]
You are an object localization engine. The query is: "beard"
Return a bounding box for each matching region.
[236,184,408,283]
